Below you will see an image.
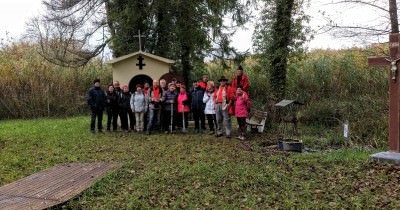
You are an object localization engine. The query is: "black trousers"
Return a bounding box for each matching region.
[163,109,176,131]
[106,109,118,131]
[177,112,189,129]
[192,108,206,130]
[237,117,247,135]
[206,114,217,131]
[90,109,103,131]
[120,109,129,130]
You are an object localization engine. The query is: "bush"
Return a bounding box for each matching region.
[0,42,112,119]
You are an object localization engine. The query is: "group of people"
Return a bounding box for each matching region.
[87,66,251,140]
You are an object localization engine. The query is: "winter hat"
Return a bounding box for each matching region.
[237,65,243,71]
[218,76,228,82]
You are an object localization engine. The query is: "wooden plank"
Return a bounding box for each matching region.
[0,162,118,210]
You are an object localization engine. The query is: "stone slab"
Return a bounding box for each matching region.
[370,151,400,164]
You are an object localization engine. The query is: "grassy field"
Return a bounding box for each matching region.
[0,116,399,209]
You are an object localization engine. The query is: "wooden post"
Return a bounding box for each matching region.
[368,33,400,152]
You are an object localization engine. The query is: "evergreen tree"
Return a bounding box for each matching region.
[253,0,310,100]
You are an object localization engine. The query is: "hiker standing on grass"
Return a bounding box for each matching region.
[177,85,190,133]
[105,84,118,132]
[159,79,168,132]
[234,86,251,140]
[130,84,148,132]
[119,85,135,132]
[214,76,234,138]
[189,80,206,134]
[87,78,106,133]
[231,65,250,94]
[146,80,164,135]
[113,81,122,130]
[162,83,178,134]
[203,81,217,135]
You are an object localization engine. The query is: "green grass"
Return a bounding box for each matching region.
[0,116,399,209]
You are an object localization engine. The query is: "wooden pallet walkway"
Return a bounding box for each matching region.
[0,162,118,210]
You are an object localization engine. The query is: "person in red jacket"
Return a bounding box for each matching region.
[234,86,251,140]
[231,65,250,94]
[214,76,234,138]
[199,74,209,89]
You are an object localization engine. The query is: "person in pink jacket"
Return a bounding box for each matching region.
[234,86,251,140]
[177,85,190,133]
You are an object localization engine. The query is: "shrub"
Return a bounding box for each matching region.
[0,42,112,119]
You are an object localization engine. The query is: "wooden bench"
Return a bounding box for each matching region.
[246,110,268,133]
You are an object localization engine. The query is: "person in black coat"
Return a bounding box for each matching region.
[105,84,119,131]
[87,78,106,133]
[189,80,206,134]
[118,85,135,132]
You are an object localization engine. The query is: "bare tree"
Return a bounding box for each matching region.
[321,0,398,41]
[26,0,110,67]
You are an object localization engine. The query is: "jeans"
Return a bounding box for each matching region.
[215,103,231,136]
[147,109,160,132]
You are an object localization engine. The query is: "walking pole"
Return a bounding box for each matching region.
[182,104,187,133]
[170,103,173,133]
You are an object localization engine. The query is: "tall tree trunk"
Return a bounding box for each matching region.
[270,0,295,100]
[181,45,192,88]
[389,0,399,33]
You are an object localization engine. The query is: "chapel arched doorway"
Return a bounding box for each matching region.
[129,74,153,93]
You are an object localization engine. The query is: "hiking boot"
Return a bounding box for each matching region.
[226,135,232,139]
[209,131,215,135]
[216,133,223,137]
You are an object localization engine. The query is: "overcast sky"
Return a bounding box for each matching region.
[0,0,383,52]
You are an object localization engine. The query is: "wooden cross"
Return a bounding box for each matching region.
[133,30,146,52]
[368,33,400,152]
[136,55,146,70]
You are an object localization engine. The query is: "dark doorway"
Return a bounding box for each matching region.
[129,74,153,93]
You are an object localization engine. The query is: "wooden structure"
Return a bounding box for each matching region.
[0,162,118,210]
[246,110,268,133]
[275,99,304,136]
[368,33,400,152]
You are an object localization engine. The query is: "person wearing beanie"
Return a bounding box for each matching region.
[161,83,178,133]
[189,80,206,134]
[231,65,250,94]
[87,78,106,133]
